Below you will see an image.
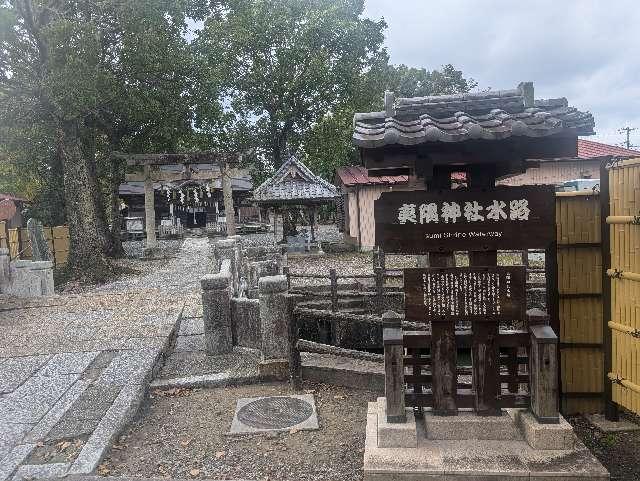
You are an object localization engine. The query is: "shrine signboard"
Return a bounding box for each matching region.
[404,266,526,322]
[375,185,555,253]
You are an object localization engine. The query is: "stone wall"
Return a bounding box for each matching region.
[0,248,55,297]
[231,297,260,349]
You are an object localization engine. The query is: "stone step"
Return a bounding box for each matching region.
[301,353,384,392]
[423,410,523,441]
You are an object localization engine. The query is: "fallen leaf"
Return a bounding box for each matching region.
[57,441,72,451]
[189,468,201,476]
[215,450,226,459]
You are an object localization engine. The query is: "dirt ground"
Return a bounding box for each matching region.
[570,414,640,481]
[98,381,378,480]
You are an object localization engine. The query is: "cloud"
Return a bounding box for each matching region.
[364,0,640,147]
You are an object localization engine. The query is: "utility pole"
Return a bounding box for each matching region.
[618,126,637,149]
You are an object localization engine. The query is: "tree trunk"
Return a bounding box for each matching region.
[58,120,109,273]
[106,155,126,258]
[82,128,110,255]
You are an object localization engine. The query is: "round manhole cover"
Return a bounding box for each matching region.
[237,396,313,430]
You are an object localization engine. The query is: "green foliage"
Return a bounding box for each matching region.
[195,0,388,172]
[1,0,478,254]
[302,63,476,180]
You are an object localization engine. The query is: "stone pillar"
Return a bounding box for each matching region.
[27,218,52,261]
[529,324,559,424]
[0,248,9,289]
[30,261,54,296]
[222,162,236,236]
[215,238,238,295]
[383,310,406,423]
[143,165,158,251]
[201,272,233,355]
[258,275,289,379]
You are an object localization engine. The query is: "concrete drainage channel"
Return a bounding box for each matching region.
[0,306,184,481]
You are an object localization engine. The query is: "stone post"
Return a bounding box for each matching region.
[143,165,158,251]
[222,162,236,236]
[383,310,406,423]
[201,271,233,355]
[215,238,238,296]
[27,219,52,262]
[529,324,559,424]
[0,248,9,289]
[258,275,289,379]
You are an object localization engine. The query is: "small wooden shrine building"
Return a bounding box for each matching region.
[119,163,254,229]
[252,156,338,250]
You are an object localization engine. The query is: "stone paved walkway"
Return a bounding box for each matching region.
[0,237,213,480]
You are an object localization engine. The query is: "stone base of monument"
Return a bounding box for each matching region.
[364,398,609,481]
[257,359,289,380]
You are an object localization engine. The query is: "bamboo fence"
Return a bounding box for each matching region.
[606,158,640,415]
[555,191,604,414]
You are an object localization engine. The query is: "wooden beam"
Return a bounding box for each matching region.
[125,171,224,182]
[113,151,239,166]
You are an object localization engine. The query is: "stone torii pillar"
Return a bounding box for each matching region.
[143,165,157,250]
[222,161,236,237]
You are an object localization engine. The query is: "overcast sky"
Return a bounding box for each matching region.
[363,0,640,148]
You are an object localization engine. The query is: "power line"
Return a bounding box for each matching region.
[618,127,638,149]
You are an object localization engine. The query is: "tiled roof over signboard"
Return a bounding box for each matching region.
[252,156,338,204]
[353,82,595,148]
[335,165,409,187]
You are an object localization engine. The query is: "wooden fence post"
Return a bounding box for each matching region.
[283,266,290,290]
[287,294,302,390]
[600,159,619,421]
[330,268,338,312]
[375,267,384,314]
[383,310,405,423]
[529,324,559,424]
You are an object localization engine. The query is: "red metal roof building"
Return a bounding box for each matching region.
[335,139,640,250]
[577,139,640,159]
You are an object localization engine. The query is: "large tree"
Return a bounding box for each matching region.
[196,0,387,170]
[0,1,204,273]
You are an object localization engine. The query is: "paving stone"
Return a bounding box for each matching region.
[46,416,101,440]
[0,355,50,394]
[24,380,90,443]
[95,348,160,387]
[175,334,205,352]
[0,444,35,481]
[0,423,33,461]
[13,462,70,480]
[65,383,121,420]
[39,352,99,376]
[68,383,145,474]
[178,317,204,336]
[0,373,79,423]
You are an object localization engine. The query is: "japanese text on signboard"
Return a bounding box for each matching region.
[374,186,555,252]
[404,267,526,322]
[397,199,530,225]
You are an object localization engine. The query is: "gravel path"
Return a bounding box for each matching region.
[0,237,214,479]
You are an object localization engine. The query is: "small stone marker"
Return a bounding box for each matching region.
[27,218,52,262]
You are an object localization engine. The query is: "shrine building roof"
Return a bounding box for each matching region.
[252,156,338,205]
[353,82,595,149]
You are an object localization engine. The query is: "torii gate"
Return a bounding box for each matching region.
[114,151,241,249]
